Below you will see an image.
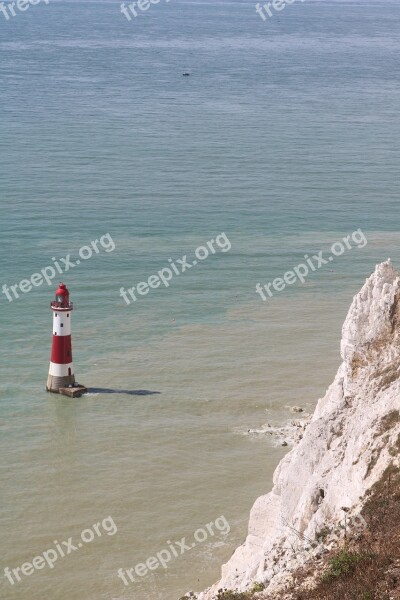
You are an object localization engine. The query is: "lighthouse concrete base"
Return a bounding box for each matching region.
[59,385,88,398]
[46,373,75,392]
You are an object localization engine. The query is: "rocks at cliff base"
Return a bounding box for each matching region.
[246,417,311,448]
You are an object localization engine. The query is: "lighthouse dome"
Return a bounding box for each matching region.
[56,283,69,298]
[52,283,72,309]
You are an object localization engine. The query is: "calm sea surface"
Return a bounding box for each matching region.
[1,1,400,598]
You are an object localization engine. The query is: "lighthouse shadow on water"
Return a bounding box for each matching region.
[88,388,161,396]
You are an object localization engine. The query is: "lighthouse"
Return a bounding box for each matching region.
[46,283,86,397]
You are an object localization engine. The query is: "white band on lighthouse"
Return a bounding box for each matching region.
[53,311,71,336]
[48,362,74,377]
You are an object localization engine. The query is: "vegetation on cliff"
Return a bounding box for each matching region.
[215,464,400,600]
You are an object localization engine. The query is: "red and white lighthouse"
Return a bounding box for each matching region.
[46,283,76,392]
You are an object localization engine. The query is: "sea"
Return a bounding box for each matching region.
[1,0,399,598]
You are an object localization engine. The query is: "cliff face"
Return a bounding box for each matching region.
[200,261,400,598]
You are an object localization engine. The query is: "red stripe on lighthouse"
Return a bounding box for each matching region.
[51,335,73,364]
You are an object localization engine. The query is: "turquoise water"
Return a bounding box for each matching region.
[1,1,400,598]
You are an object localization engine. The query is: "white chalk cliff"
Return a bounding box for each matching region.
[199,260,400,598]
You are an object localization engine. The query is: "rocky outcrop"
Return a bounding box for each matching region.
[247,416,311,448]
[199,261,400,598]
